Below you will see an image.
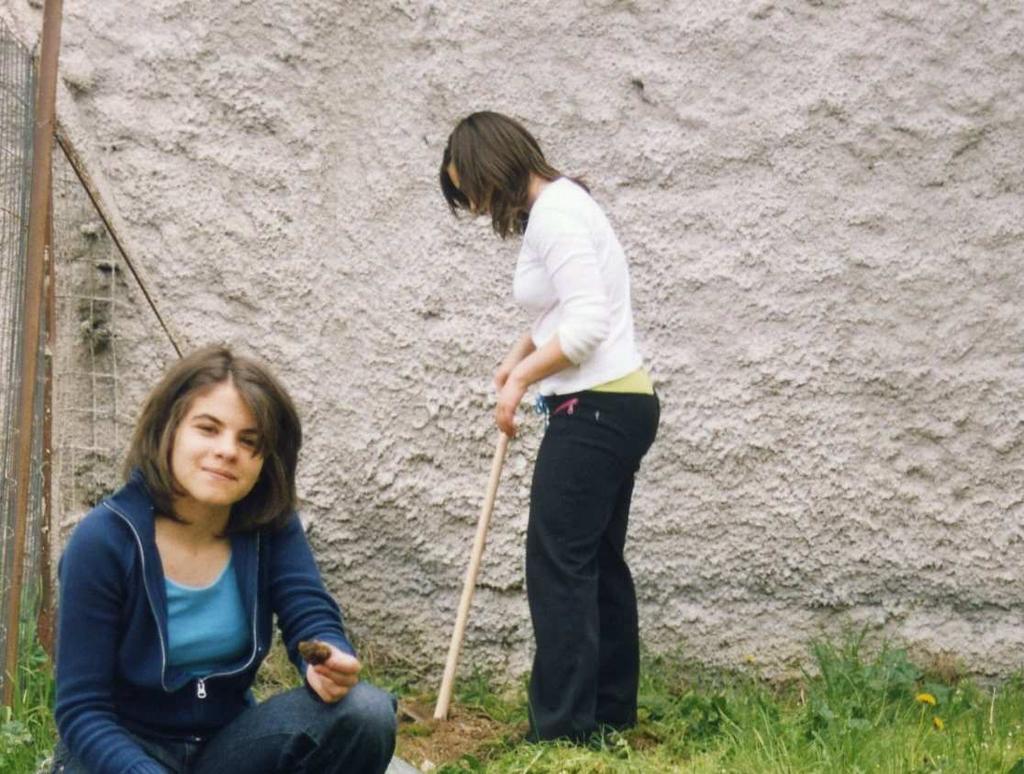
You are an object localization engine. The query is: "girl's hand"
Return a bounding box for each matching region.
[496,375,527,438]
[305,645,361,703]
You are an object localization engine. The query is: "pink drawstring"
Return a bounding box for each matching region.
[552,397,579,416]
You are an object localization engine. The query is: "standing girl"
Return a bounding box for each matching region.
[53,346,396,773]
[440,111,660,742]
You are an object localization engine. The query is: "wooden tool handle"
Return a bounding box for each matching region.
[434,431,510,720]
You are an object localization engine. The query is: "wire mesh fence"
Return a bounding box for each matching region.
[1,17,179,702]
[0,18,42,700]
[50,143,179,529]
[49,141,181,526]
[52,155,130,519]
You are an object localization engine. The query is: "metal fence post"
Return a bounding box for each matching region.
[37,170,56,658]
[2,0,63,707]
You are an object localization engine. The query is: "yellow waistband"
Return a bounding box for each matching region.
[591,368,654,395]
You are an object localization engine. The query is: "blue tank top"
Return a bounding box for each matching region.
[164,554,250,676]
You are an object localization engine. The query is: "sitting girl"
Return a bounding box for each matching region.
[53,346,396,773]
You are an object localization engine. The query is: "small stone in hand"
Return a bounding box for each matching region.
[298,640,331,665]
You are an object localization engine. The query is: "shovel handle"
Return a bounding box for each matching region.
[434,431,510,720]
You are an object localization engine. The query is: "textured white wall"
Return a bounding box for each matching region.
[6,0,1024,677]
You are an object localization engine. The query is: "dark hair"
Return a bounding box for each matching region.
[124,345,302,533]
[440,111,566,239]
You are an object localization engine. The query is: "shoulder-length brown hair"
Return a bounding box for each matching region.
[440,111,568,240]
[123,345,302,533]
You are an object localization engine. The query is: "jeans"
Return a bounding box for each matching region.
[52,682,397,774]
[526,390,660,742]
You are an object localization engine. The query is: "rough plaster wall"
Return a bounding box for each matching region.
[5,0,1024,677]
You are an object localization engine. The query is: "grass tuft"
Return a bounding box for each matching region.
[2,622,56,774]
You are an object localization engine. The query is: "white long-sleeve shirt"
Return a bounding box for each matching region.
[513,177,643,396]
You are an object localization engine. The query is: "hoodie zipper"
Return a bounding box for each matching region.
[193,533,261,700]
[108,504,262,699]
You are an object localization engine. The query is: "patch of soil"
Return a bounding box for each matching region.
[396,698,520,772]
[622,725,662,752]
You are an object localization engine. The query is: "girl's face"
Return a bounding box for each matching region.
[169,380,265,521]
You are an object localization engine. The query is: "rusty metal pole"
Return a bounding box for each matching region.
[2,0,63,707]
[37,172,56,659]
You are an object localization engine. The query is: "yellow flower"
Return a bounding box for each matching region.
[916,693,937,706]
[932,716,944,731]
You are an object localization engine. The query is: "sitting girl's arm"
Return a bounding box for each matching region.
[269,514,357,690]
[55,511,167,773]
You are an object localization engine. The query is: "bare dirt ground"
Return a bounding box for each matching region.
[396,698,521,771]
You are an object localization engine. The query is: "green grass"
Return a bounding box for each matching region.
[2,623,56,774]
[426,636,1024,773]
[14,629,1024,773]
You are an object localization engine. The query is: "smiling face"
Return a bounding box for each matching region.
[169,380,265,524]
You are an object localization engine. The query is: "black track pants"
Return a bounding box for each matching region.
[526,389,660,741]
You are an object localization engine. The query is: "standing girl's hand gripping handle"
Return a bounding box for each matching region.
[496,336,574,438]
[496,375,528,438]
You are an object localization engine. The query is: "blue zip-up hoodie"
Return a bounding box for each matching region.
[54,473,355,774]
